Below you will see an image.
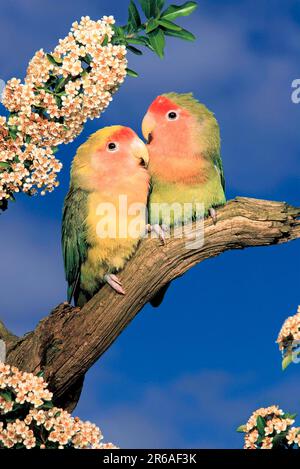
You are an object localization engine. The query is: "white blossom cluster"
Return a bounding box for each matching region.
[0,15,127,202]
[0,362,117,449]
[277,306,300,352]
[240,405,300,449]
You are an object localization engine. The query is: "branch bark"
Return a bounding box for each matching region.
[2,197,300,410]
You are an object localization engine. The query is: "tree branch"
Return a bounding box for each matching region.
[3,197,300,410]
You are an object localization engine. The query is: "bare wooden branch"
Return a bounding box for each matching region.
[3,197,300,410]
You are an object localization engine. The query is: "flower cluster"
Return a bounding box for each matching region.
[0,15,127,203]
[0,362,117,449]
[238,405,300,449]
[277,306,300,369]
[277,306,300,352]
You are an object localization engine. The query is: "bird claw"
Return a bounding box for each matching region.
[104,274,125,295]
[146,223,168,245]
[209,207,217,224]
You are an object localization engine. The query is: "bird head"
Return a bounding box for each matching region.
[90,126,149,170]
[72,126,149,189]
[142,92,220,158]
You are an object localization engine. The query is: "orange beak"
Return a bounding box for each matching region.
[142,112,156,144]
[130,137,149,168]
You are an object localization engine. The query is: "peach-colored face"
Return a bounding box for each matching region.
[91,127,149,175]
[142,96,194,153]
[141,97,207,184]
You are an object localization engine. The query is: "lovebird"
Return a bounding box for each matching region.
[142,92,226,306]
[62,126,150,307]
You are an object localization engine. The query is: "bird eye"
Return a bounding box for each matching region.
[167,111,178,121]
[107,142,118,152]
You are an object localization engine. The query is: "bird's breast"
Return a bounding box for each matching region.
[85,169,149,268]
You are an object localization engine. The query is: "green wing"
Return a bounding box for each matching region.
[213,152,225,192]
[62,186,89,303]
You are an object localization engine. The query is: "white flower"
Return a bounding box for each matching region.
[0,362,115,449]
[0,15,127,203]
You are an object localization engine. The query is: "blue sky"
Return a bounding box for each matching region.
[0,0,300,448]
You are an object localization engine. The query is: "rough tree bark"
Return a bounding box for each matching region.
[1,197,299,411]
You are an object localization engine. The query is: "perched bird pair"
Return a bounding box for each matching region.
[62,93,226,308]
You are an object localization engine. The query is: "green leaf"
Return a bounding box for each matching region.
[111,25,126,45]
[146,18,159,33]
[102,34,109,46]
[0,390,13,402]
[12,403,23,412]
[157,0,165,10]
[138,0,151,18]
[126,68,139,77]
[51,146,59,155]
[55,76,66,92]
[55,95,62,108]
[114,26,126,38]
[236,425,246,433]
[283,413,297,420]
[138,0,156,18]
[256,416,266,436]
[164,27,196,41]
[36,371,44,378]
[127,37,147,45]
[128,0,141,30]
[41,400,54,410]
[272,432,288,449]
[128,36,153,49]
[14,443,25,449]
[154,0,165,16]
[148,28,165,58]
[46,53,62,66]
[0,162,10,170]
[161,1,198,21]
[127,45,143,55]
[8,125,18,140]
[282,353,293,370]
[158,19,183,31]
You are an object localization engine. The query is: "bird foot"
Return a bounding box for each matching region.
[104,274,125,295]
[146,223,168,245]
[209,207,217,224]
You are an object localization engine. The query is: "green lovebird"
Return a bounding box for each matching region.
[142,92,226,306]
[62,126,150,307]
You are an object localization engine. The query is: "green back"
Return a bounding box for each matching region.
[62,186,89,304]
[213,151,225,192]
